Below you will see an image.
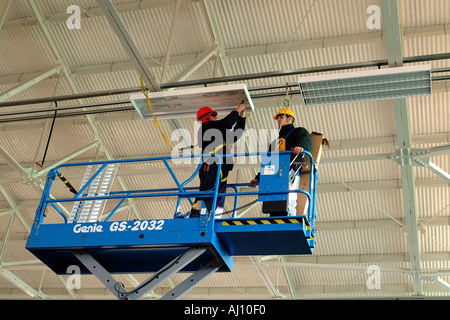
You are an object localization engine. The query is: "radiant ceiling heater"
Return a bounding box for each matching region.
[298,64,432,106]
[130,83,254,120]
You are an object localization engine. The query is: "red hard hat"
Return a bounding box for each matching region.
[197,106,217,123]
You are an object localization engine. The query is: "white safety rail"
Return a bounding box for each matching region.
[68,163,119,223]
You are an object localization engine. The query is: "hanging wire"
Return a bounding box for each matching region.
[322,166,405,228]
[259,0,318,87]
[276,83,292,136]
[35,101,58,168]
[283,82,293,108]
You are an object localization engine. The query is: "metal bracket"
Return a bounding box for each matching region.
[389,147,421,166]
[421,276,450,292]
[390,146,450,183]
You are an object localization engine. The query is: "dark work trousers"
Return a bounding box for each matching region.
[190,162,230,218]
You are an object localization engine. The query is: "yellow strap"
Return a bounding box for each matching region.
[220,169,227,182]
[140,77,172,150]
[278,137,286,151]
[212,142,226,154]
[202,142,226,165]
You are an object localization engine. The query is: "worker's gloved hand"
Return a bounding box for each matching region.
[292,146,304,155]
[236,103,246,116]
[248,178,259,188]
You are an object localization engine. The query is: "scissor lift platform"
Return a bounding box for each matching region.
[26,216,313,275]
[25,151,317,299]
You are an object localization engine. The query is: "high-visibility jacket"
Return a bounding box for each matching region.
[253,123,312,182]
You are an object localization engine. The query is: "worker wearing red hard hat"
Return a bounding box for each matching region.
[190,103,246,219]
[197,106,218,124]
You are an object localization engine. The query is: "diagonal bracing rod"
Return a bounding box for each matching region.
[95,0,160,92]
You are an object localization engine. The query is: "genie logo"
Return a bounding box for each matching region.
[73,223,104,233]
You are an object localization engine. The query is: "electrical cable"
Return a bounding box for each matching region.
[222,199,258,216]
[35,101,58,167]
[0,105,135,123]
[0,99,130,117]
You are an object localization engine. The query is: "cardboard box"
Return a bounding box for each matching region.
[296,132,327,216]
[302,131,326,173]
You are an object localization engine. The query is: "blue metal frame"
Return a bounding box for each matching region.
[32,152,314,221]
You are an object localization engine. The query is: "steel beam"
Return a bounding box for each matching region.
[0,65,63,102]
[421,276,450,292]
[169,45,217,83]
[202,0,231,76]
[0,144,70,220]
[410,145,450,184]
[160,0,181,83]
[0,145,29,176]
[0,0,12,30]
[1,53,449,109]
[0,184,30,233]
[35,141,100,177]
[414,158,450,184]
[0,268,46,298]
[0,212,15,263]
[382,0,423,296]
[381,0,403,67]
[411,144,450,159]
[250,256,285,298]
[0,211,43,300]
[95,0,160,92]
[57,275,77,299]
[432,277,450,292]
[263,261,410,275]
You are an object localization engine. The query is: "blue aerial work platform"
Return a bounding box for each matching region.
[26,151,318,300]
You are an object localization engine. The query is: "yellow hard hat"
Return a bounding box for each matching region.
[274,108,295,122]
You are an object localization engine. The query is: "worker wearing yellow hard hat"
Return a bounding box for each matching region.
[273,108,296,122]
[249,107,312,187]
